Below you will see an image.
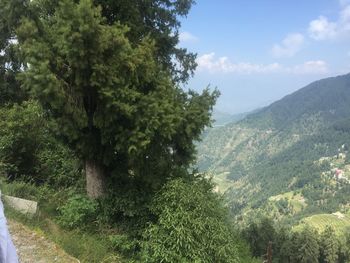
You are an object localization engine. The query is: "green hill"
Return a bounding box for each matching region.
[294,212,350,235]
[211,108,260,127]
[197,73,350,225]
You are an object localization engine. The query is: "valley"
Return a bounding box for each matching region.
[197,73,350,234]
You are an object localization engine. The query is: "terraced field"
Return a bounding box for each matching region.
[295,212,350,235]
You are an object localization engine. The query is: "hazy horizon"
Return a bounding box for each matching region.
[179,0,350,114]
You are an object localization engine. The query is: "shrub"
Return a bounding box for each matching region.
[0,101,45,179]
[0,100,82,188]
[58,195,98,229]
[141,177,240,263]
[35,140,82,188]
[0,180,45,200]
[108,234,139,256]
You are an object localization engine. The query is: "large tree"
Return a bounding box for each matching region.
[296,226,320,263]
[0,0,30,104]
[17,0,218,198]
[94,0,197,83]
[319,226,339,263]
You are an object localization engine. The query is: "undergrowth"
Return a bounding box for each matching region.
[1,180,124,263]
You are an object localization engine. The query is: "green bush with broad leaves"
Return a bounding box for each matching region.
[108,234,139,256]
[141,177,241,263]
[58,194,98,229]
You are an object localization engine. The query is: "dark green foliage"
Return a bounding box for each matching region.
[243,217,276,258]
[338,230,350,263]
[17,0,218,195]
[58,194,98,229]
[141,177,240,263]
[0,100,81,186]
[108,234,139,257]
[278,231,295,263]
[34,139,82,188]
[243,219,350,263]
[319,226,339,263]
[0,0,257,262]
[297,226,320,263]
[95,0,197,84]
[0,101,44,178]
[96,179,154,231]
[0,0,30,104]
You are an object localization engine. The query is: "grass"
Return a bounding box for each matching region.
[269,191,307,213]
[210,172,236,193]
[1,180,124,263]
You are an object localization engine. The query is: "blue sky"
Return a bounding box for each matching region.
[178,0,350,114]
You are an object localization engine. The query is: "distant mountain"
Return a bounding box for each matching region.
[243,73,350,129]
[197,73,350,226]
[211,109,248,126]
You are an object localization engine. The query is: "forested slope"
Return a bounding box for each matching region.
[197,73,350,224]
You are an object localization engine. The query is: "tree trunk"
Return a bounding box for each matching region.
[85,159,106,199]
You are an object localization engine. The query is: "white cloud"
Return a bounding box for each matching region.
[271,33,304,58]
[179,31,198,43]
[197,53,282,74]
[308,4,350,41]
[197,53,328,75]
[290,60,328,74]
[308,16,337,40]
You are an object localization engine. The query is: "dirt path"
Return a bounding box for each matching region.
[8,220,79,263]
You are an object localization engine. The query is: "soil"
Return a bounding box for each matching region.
[8,220,79,263]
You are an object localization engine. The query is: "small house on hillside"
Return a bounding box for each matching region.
[334,168,344,180]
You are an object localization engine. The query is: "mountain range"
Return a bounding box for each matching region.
[197,73,350,229]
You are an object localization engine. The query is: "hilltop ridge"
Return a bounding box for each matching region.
[197,73,350,226]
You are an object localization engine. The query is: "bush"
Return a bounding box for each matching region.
[0,180,47,200]
[0,101,45,179]
[58,195,98,229]
[0,100,82,188]
[141,177,240,263]
[108,234,139,256]
[35,140,82,188]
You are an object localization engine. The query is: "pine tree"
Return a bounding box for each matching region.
[296,226,320,263]
[319,226,339,263]
[17,0,218,197]
[275,227,293,263]
[338,229,350,263]
[0,0,29,104]
[244,217,276,258]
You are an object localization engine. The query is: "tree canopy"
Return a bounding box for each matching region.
[15,0,218,197]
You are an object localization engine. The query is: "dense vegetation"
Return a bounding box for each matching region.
[197,74,350,262]
[1,0,349,261]
[242,217,350,263]
[0,0,260,262]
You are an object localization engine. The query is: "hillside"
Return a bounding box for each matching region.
[211,109,256,126]
[197,73,350,225]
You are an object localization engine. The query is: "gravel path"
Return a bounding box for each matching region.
[8,220,79,263]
